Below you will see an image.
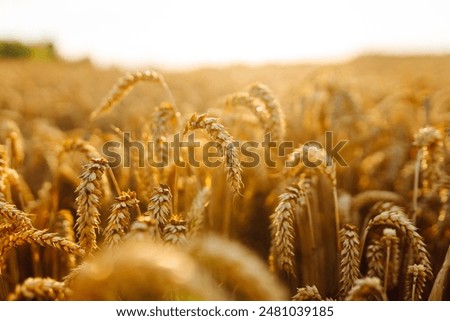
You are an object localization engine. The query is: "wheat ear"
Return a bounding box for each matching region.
[8,277,68,301]
[225,92,271,134]
[380,228,400,290]
[362,209,433,281]
[248,83,286,141]
[366,239,385,281]
[162,215,187,245]
[186,186,211,237]
[292,285,323,301]
[145,184,173,236]
[287,144,340,251]
[90,70,175,120]
[412,126,445,223]
[151,102,180,167]
[345,277,387,300]
[338,224,361,299]
[269,183,301,278]
[404,264,427,300]
[103,190,139,248]
[183,113,243,196]
[188,234,288,300]
[0,202,84,257]
[74,157,108,256]
[69,238,228,300]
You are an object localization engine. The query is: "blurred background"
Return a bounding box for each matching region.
[1,0,450,70]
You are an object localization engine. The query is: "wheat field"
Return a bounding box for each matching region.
[0,55,449,301]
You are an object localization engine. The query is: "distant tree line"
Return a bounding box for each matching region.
[0,41,56,59]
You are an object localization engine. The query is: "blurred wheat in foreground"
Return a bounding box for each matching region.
[0,55,449,301]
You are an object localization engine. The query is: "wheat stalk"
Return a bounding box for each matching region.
[362,209,433,282]
[89,70,175,121]
[74,157,108,256]
[287,144,340,251]
[225,92,271,134]
[183,113,243,197]
[428,244,450,300]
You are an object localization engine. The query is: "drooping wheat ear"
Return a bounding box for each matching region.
[7,277,69,301]
[183,113,243,196]
[338,224,361,299]
[380,228,400,290]
[366,239,385,281]
[225,92,271,134]
[0,119,25,169]
[287,144,340,251]
[269,182,301,278]
[151,101,180,166]
[363,209,433,282]
[61,139,101,159]
[186,186,211,237]
[162,215,187,245]
[69,238,228,300]
[145,184,173,236]
[428,244,450,300]
[345,277,387,301]
[188,234,288,300]
[0,202,84,258]
[404,264,427,300]
[0,200,32,228]
[89,70,175,121]
[74,157,108,256]
[103,190,139,248]
[248,83,286,141]
[292,285,323,301]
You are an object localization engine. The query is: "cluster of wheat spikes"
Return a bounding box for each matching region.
[0,56,449,301]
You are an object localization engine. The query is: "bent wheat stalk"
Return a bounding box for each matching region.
[362,209,433,282]
[90,70,175,121]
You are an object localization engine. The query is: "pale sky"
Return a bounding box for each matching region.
[1,0,450,69]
